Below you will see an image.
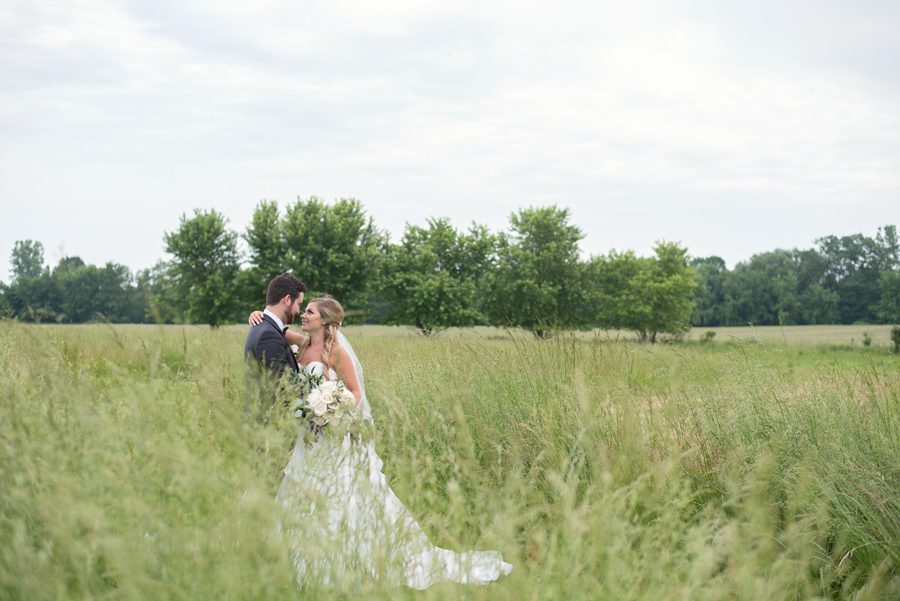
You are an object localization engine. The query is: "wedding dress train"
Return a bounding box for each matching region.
[275,337,512,590]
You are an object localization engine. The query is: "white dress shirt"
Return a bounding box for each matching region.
[263,308,285,333]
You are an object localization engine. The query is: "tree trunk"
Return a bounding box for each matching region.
[415,317,433,336]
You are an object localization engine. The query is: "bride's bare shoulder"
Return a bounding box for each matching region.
[331,340,349,362]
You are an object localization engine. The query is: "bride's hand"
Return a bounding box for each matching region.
[248,310,264,326]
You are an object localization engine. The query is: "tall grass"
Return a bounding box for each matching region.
[1,323,897,600]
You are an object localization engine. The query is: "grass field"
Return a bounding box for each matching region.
[1,322,898,600]
[685,324,898,347]
[348,323,899,348]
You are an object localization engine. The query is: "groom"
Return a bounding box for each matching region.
[244,272,306,376]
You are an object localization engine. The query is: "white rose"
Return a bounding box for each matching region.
[311,398,329,417]
[340,388,356,406]
[306,390,328,416]
[319,380,338,396]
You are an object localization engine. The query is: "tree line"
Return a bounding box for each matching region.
[2,198,897,339]
[691,227,899,327]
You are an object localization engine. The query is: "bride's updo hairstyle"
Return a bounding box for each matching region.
[299,295,344,370]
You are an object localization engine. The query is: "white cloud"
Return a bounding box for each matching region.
[1,0,898,278]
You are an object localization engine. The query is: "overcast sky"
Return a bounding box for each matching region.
[2,0,899,282]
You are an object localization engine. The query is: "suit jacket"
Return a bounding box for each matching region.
[244,314,299,376]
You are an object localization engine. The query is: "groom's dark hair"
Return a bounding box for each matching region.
[266,272,306,305]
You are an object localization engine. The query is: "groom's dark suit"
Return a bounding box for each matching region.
[244,314,299,376]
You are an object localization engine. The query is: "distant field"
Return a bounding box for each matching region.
[686,324,897,347]
[19,322,897,349]
[306,323,899,348]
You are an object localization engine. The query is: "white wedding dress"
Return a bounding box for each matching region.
[275,333,512,590]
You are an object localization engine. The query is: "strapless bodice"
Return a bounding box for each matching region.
[302,361,335,379]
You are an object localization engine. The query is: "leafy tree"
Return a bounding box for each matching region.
[379,219,495,334]
[52,256,94,322]
[95,262,143,322]
[5,271,58,322]
[10,240,45,281]
[796,283,839,325]
[593,243,696,342]
[791,249,839,324]
[106,264,141,322]
[49,258,139,323]
[874,225,899,271]
[245,200,286,275]
[872,226,899,323]
[642,242,696,341]
[690,256,728,326]
[0,282,10,317]
[725,250,799,325]
[136,261,180,324]
[282,197,386,315]
[461,223,499,308]
[486,206,587,337]
[817,233,882,323]
[243,200,288,305]
[591,250,652,334]
[5,240,56,321]
[874,270,900,323]
[164,209,242,327]
[792,248,830,291]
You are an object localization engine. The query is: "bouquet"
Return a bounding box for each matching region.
[290,365,324,401]
[293,376,365,442]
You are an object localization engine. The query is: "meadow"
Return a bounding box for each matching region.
[350,323,899,348]
[1,322,897,600]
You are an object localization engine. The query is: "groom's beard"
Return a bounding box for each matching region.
[283,311,295,325]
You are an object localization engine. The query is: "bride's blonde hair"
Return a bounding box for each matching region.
[298,296,344,371]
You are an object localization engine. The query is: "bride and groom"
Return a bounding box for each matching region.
[244,273,513,590]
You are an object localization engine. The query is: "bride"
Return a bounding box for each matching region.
[249,296,512,589]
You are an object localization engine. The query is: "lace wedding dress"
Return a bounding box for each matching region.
[275,332,512,590]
